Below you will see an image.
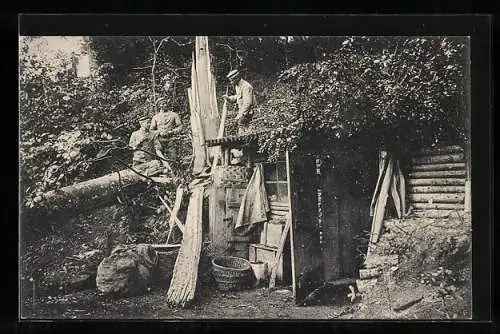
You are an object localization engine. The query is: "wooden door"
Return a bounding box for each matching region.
[320,152,373,281]
[288,149,375,304]
[287,151,324,304]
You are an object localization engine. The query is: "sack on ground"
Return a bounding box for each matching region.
[96,243,157,296]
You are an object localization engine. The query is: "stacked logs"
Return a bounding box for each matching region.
[408,145,466,218]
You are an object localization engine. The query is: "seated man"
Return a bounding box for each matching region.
[150,101,183,165]
[129,115,171,170]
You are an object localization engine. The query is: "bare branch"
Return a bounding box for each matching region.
[215,43,236,51]
[169,38,194,46]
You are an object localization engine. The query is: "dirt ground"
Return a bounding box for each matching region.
[20,263,471,321]
[20,204,472,320]
[21,285,353,320]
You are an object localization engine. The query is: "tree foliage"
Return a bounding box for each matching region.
[19,35,469,206]
[253,36,468,160]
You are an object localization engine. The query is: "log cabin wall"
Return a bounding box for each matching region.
[407,145,470,218]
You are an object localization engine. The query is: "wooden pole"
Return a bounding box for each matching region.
[269,213,291,289]
[285,150,296,296]
[464,37,472,214]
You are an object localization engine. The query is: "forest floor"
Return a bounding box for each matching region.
[20,204,472,320]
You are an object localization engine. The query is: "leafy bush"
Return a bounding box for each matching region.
[253,36,468,160]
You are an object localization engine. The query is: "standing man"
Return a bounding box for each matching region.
[150,99,183,165]
[223,69,257,135]
[129,115,170,170]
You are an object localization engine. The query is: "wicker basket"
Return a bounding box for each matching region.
[212,165,251,188]
[212,256,253,291]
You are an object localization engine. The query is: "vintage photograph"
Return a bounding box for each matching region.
[19,35,472,319]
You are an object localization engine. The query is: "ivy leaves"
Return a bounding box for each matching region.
[255,36,467,159]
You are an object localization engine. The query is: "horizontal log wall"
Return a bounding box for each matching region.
[407,145,467,216]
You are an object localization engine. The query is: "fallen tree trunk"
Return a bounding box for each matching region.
[26,160,165,220]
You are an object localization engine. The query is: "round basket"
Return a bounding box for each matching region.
[212,256,253,291]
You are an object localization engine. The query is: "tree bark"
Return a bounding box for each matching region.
[26,160,164,220]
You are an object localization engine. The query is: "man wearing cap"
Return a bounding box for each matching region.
[223,69,257,135]
[129,115,170,169]
[150,99,183,164]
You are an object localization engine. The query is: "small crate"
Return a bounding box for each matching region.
[259,221,285,248]
[249,243,283,282]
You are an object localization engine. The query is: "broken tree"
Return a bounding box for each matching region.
[25,160,165,220]
[166,36,220,306]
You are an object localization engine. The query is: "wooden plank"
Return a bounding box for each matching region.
[321,155,342,280]
[412,153,465,165]
[269,214,291,288]
[270,209,289,215]
[396,160,406,217]
[409,185,465,193]
[409,193,465,203]
[151,176,174,183]
[370,151,389,216]
[168,185,185,232]
[411,210,456,218]
[464,180,471,213]
[415,145,463,156]
[326,277,357,287]
[285,151,296,297]
[412,202,464,210]
[212,86,229,168]
[287,151,323,303]
[411,162,466,171]
[249,243,283,281]
[270,204,289,210]
[370,156,394,244]
[166,186,204,306]
[270,203,289,207]
[393,296,424,312]
[390,162,402,218]
[408,170,466,179]
[407,178,466,186]
[223,148,230,167]
[208,185,228,256]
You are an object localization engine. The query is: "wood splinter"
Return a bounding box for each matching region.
[392,295,424,312]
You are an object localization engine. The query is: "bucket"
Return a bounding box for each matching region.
[250,261,268,287]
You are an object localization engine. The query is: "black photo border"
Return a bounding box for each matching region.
[5,13,495,334]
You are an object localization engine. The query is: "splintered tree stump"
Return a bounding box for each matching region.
[26,160,164,220]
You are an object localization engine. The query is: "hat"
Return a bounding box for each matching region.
[226,69,240,80]
[138,115,150,122]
